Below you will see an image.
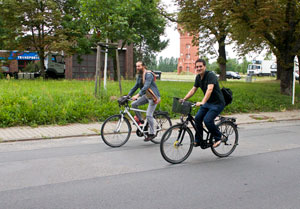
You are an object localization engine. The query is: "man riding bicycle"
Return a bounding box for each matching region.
[181,58,225,148]
[128,61,161,142]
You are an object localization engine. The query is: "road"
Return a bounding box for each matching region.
[0,120,300,209]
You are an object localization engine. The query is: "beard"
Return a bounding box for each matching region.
[137,68,143,74]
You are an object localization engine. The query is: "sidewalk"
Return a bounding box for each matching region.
[0,110,299,143]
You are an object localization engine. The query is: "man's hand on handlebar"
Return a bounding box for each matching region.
[196,101,204,107]
[131,94,139,101]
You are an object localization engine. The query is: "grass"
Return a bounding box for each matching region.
[0,78,299,127]
[161,72,278,82]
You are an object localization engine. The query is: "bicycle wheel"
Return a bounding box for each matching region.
[211,121,238,157]
[101,114,131,147]
[151,113,172,144]
[160,124,194,164]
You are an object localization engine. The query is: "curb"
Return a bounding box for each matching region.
[1,117,299,143]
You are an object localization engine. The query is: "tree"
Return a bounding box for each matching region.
[156,56,178,72]
[80,0,168,70]
[0,0,92,78]
[224,0,300,95]
[131,0,168,65]
[177,0,231,81]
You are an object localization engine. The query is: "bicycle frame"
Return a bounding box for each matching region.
[179,114,212,144]
[119,106,162,137]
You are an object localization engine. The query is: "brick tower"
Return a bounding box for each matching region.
[177,26,199,74]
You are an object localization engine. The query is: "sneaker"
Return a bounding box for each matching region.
[144,134,156,142]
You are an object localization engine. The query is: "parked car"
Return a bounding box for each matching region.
[226,71,241,79]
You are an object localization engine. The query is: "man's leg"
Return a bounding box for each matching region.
[131,95,148,121]
[146,98,158,135]
[194,105,209,144]
[203,104,224,142]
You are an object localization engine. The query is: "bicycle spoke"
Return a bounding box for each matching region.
[211,121,238,157]
[160,125,194,164]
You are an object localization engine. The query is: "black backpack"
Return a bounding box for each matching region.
[221,87,233,106]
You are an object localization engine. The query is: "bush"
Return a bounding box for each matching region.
[23,61,40,73]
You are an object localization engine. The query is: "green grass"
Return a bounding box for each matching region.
[161,72,278,82]
[0,79,299,127]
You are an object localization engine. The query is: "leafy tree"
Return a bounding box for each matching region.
[0,0,92,78]
[156,56,178,72]
[224,0,300,95]
[177,0,231,81]
[131,0,168,65]
[147,55,158,71]
[80,0,168,73]
[240,57,250,74]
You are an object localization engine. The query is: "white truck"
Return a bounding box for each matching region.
[247,60,277,76]
[44,53,65,78]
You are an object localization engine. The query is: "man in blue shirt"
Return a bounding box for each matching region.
[128,61,161,141]
[182,59,225,148]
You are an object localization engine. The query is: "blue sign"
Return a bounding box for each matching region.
[0,51,40,60]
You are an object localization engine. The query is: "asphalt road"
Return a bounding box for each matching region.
[0,120,300,209]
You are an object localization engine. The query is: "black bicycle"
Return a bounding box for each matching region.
[160,97,239,164]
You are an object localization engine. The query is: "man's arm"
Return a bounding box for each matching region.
[196,84,214,106]
[183,86,198,101]
[128,77,139,97]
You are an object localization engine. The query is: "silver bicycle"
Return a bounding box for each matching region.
[101,96,172,147]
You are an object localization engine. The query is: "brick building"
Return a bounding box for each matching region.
[177,26,199,74]
[65,42,134,80]
[1,41,134,80]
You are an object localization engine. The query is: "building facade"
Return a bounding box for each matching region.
[177,26,199,74]
[65,42,134,80]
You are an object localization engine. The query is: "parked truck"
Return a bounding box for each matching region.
[247,60,277,76]
[0,50,65,79]
[44,53,65,78]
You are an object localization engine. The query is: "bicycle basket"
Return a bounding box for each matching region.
[172,97,192,115]
[117,96,129,106]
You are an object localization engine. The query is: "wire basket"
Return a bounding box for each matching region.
[172,97,193,115]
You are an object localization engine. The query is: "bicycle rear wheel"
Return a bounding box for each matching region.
[211,121,238,157]
[101,114,131,147]
[151,113,172,144]
[160,124,194,164]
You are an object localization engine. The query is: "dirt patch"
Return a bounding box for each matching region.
[249,115,275,121]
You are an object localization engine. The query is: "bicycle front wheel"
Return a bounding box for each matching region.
[101,114,131,147]
[160,124,194,164]
[211,121,238,157]
[151,113,172,144]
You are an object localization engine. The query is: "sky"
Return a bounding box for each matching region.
[157,0,269,63]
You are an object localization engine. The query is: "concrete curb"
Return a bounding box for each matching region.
[1,115,299,143]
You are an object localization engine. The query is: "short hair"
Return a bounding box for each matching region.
[195,59,206,66]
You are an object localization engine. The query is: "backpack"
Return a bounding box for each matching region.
[221,87,233,106]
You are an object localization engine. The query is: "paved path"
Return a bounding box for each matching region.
[0,110,299,142]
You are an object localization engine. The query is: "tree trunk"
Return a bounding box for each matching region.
[276,59,281,80]
[217,37,227,81]
[38,50,46,79]
[278,53,294,95]
[298,55,300,85]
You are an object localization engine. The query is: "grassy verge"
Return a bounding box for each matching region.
[0,79,299,127]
